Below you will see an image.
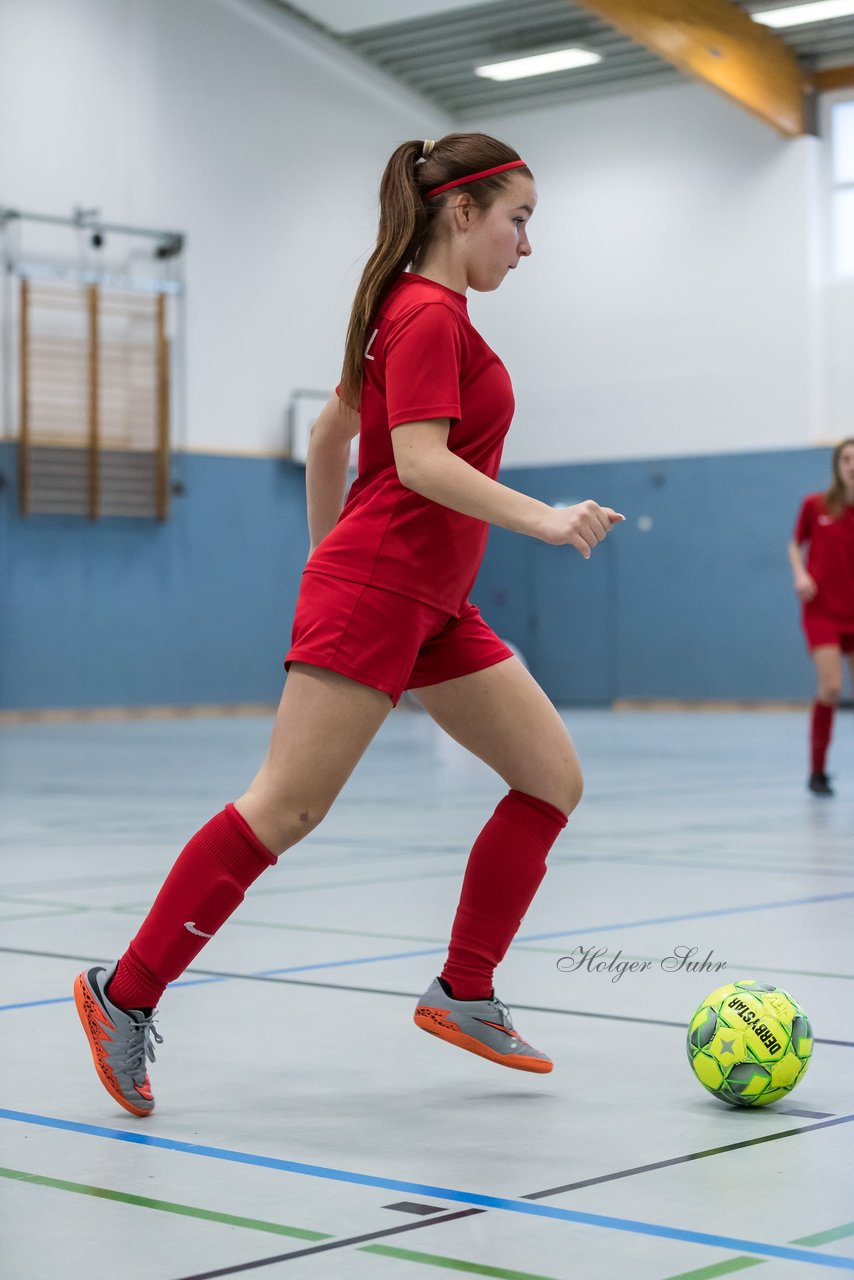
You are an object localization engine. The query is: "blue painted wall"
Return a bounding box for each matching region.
[472,449,825,705]
[1,441,826,709]
[1,443,309,709]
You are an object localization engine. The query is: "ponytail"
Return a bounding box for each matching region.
[339,140,426,410]
[339,133,531,409]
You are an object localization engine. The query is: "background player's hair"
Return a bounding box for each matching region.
[824,436,854,518]
[339,133,532,409]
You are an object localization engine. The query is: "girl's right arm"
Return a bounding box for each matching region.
[392,419,623,557]
[305,396,360,554]
[788,539,816,602]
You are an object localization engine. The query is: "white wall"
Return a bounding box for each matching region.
[0,0,451,455]
[470,84,827,465]
[1,0,849,465]
[820,93,854,443]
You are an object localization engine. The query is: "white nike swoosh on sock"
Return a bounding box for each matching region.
[184,921,214,938]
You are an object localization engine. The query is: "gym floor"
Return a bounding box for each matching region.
[1,706,852,1280]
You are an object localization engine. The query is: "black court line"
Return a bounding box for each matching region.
[4,941,850,1274]
[170,1209,486,1280]
[384,1202,448,1215]
[774,1106,834,1118]
[2,944,851,1047]
[521,1112,854,1198]
[167,1114,854,1279]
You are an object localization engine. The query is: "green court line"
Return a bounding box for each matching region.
[105,867,464,916]
[0,871,162,894]
[0,899,849,984]
[0,1166,570,1279]
[250,868,463,896]
[230,919,446,943]
[0,1166,330,1241]
[799,1223,854,1247]
[0,894,97,910]
[360,1244,563,1279]
[4,1164,854,1280]
[0,906,85,923]
[6,894,848,985]
[659,1260,762,1278]
[660,1221,854,1279]
[0,865,461,918]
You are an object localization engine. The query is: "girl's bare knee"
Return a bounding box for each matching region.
[558,763,584,816]
[276,803,330,853]
[529,761,583,818]
[236,792,329,856]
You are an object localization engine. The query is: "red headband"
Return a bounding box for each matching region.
[423,159,528,201]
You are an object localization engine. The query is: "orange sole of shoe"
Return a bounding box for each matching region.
[73,975,154,1118]
[414,1009,553,1073]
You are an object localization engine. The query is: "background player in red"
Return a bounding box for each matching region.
[74,132,623,1116]
[789,437,854,795]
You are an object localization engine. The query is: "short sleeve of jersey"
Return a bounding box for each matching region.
[384,302,462,429]
[794,496,815,544]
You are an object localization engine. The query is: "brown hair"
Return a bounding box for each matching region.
[824,437,854,518]
[338,133,532,409]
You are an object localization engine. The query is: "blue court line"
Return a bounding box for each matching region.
[2,1109,853,1271]
[254,889,854,973]
[256,948,445,976]
[2,889,853,1013]
[0,996,76,1011]
[515,889,854,945]
[0,977,224,1012]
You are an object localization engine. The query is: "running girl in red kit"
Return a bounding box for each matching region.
[75,133,623,1116]
[789,437,854,795]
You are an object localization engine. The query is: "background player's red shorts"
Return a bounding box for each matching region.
[285,571,514,704]
[803,612,854,653]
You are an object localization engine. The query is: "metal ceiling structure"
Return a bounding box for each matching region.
[274,0,854,122]
[345,0,683,118]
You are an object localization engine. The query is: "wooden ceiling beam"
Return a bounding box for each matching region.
[569,0,810,136]
[812,65,854,92]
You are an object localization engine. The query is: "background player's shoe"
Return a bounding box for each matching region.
[808,771,834,795]
[414,977,552,1073]
[74,963,162,1116]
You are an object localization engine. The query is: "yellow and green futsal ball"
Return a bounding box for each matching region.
[687,979,813,1107]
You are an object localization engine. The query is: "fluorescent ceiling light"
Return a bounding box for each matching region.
[752,1,854,29]
[475,49,601,81]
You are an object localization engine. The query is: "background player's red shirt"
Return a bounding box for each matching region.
[308,273,515,614]
[794,493,854,626]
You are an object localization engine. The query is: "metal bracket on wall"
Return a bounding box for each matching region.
[0,205,187,519]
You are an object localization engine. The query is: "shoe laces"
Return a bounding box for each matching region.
[119,1012,163,1080]
[489,996,514,1029]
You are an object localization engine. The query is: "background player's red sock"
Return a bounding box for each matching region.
[107,803,276,1011]
[810,700,835,775]
[440,789,568,1002]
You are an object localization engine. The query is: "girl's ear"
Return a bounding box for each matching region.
[449,194,475,227]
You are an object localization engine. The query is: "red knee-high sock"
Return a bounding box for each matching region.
[811,701,835,775]
[441,789,568,1002]
[107,803,276,1011]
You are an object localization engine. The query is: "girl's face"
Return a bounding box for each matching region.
[837,443,854,495]
[460,173,537,292]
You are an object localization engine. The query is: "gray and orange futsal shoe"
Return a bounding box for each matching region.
[414,977,553,1073]
[74,963,163,1116]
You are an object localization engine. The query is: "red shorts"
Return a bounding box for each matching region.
[803,613,854,653]
[285,571,513,705]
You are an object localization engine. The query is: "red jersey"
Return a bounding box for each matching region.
[307,273,514,614]
[794,493,854,626]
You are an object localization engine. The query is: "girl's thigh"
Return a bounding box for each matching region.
[236,663,392,851]
[412,656,582,815]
